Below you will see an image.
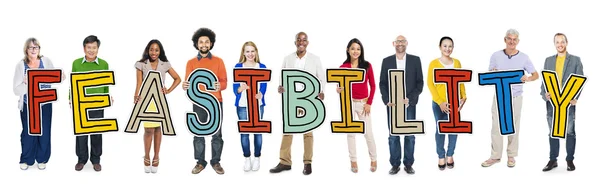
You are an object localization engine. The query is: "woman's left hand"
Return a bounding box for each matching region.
[363,104,371,116]
[458,98,467,111]
[255,92,263,100]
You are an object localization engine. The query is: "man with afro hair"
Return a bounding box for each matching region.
[183,27,228,175]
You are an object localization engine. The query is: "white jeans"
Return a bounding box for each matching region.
[347,99,377,162]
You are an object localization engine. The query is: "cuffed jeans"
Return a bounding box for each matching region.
[387,105,416,167]
[193,103,224,167]
[432,101,457,159]
[237,106,264,158]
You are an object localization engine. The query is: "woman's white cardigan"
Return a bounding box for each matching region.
[13,56,63,111]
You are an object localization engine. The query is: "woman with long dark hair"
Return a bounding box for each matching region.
[336,38,377,173]
[133,39,181,173]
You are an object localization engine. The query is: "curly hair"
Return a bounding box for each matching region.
[192,28,216,50]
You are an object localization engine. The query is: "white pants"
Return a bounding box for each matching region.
[347,99,377,162]
[490,95,523,159]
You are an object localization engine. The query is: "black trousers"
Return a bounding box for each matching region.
[75,110,104,164]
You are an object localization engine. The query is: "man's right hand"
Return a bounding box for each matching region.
[545,92,551,100]
[387,102,395,107]
[278,85,285,94]
[182,81,190,90]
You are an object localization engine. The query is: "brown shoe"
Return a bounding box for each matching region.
[212,163,225,175]
[191,164,204,174]
[269,163,291,173]
[93,164,102,171]
[75,163,84,171]
[303,164,312,175]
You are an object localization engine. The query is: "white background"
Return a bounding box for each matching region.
[1,0,597,186]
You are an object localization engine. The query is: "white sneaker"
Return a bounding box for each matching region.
[38,163,46,170]
[20,163,28,170]
[244,157,252,172]
[252,157,260,171]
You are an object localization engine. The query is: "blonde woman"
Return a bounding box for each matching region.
[13,38,63,170]
[232,41,267,172]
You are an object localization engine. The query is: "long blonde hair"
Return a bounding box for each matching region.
[23,37,42,63]
[238,41,260,63]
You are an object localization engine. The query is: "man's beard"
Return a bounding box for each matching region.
[200,49,209,54]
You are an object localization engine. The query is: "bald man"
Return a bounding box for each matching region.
[379,35,424,175]
[269,32,326,175]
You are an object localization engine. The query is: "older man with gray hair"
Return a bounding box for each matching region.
[481,29,539,168]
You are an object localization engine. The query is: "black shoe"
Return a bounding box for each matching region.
[438,163,447,170]
[447,162,454,169]
[567,160,575,171]
[404,166,415,174]
[388,166,400,175]
[542,160,557,172]
[303,164,312,175]
[269,163,291,173]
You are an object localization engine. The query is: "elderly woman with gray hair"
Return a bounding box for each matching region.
[13,37,63,170]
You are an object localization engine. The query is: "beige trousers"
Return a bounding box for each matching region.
[347,99,377,162]
[490,95,523,159]
[279,108,314,165]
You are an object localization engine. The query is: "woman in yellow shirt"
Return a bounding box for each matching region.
[426,36,467,171]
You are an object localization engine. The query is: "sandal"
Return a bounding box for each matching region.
[507,157,516,168]
[370,161,377,172]
[144,157,151,173]
[151,158,159,173]
[350,161,358,173]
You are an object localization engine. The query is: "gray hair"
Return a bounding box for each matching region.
[505,29,519,38]
[23,37,42,63]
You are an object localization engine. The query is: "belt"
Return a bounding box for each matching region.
[352,98,368,102]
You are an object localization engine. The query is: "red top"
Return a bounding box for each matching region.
[340,62,376,105]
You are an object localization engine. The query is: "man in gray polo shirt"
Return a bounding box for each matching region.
[481,29,539,168]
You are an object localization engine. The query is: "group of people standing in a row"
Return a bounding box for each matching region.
[13,27,582,175]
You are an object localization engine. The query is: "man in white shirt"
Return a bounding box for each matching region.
[269,32,326,175]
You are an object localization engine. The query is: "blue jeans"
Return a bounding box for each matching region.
[387,105,416,167]
[193,103,224,167]
[546,101,576,161]
[237,106,264,158]
[20,103,53,165]
[432,101,457,159]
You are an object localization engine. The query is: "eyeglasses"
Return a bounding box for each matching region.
[28,46,40,50]
[394,40,407,44]
[505,37,519,42]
